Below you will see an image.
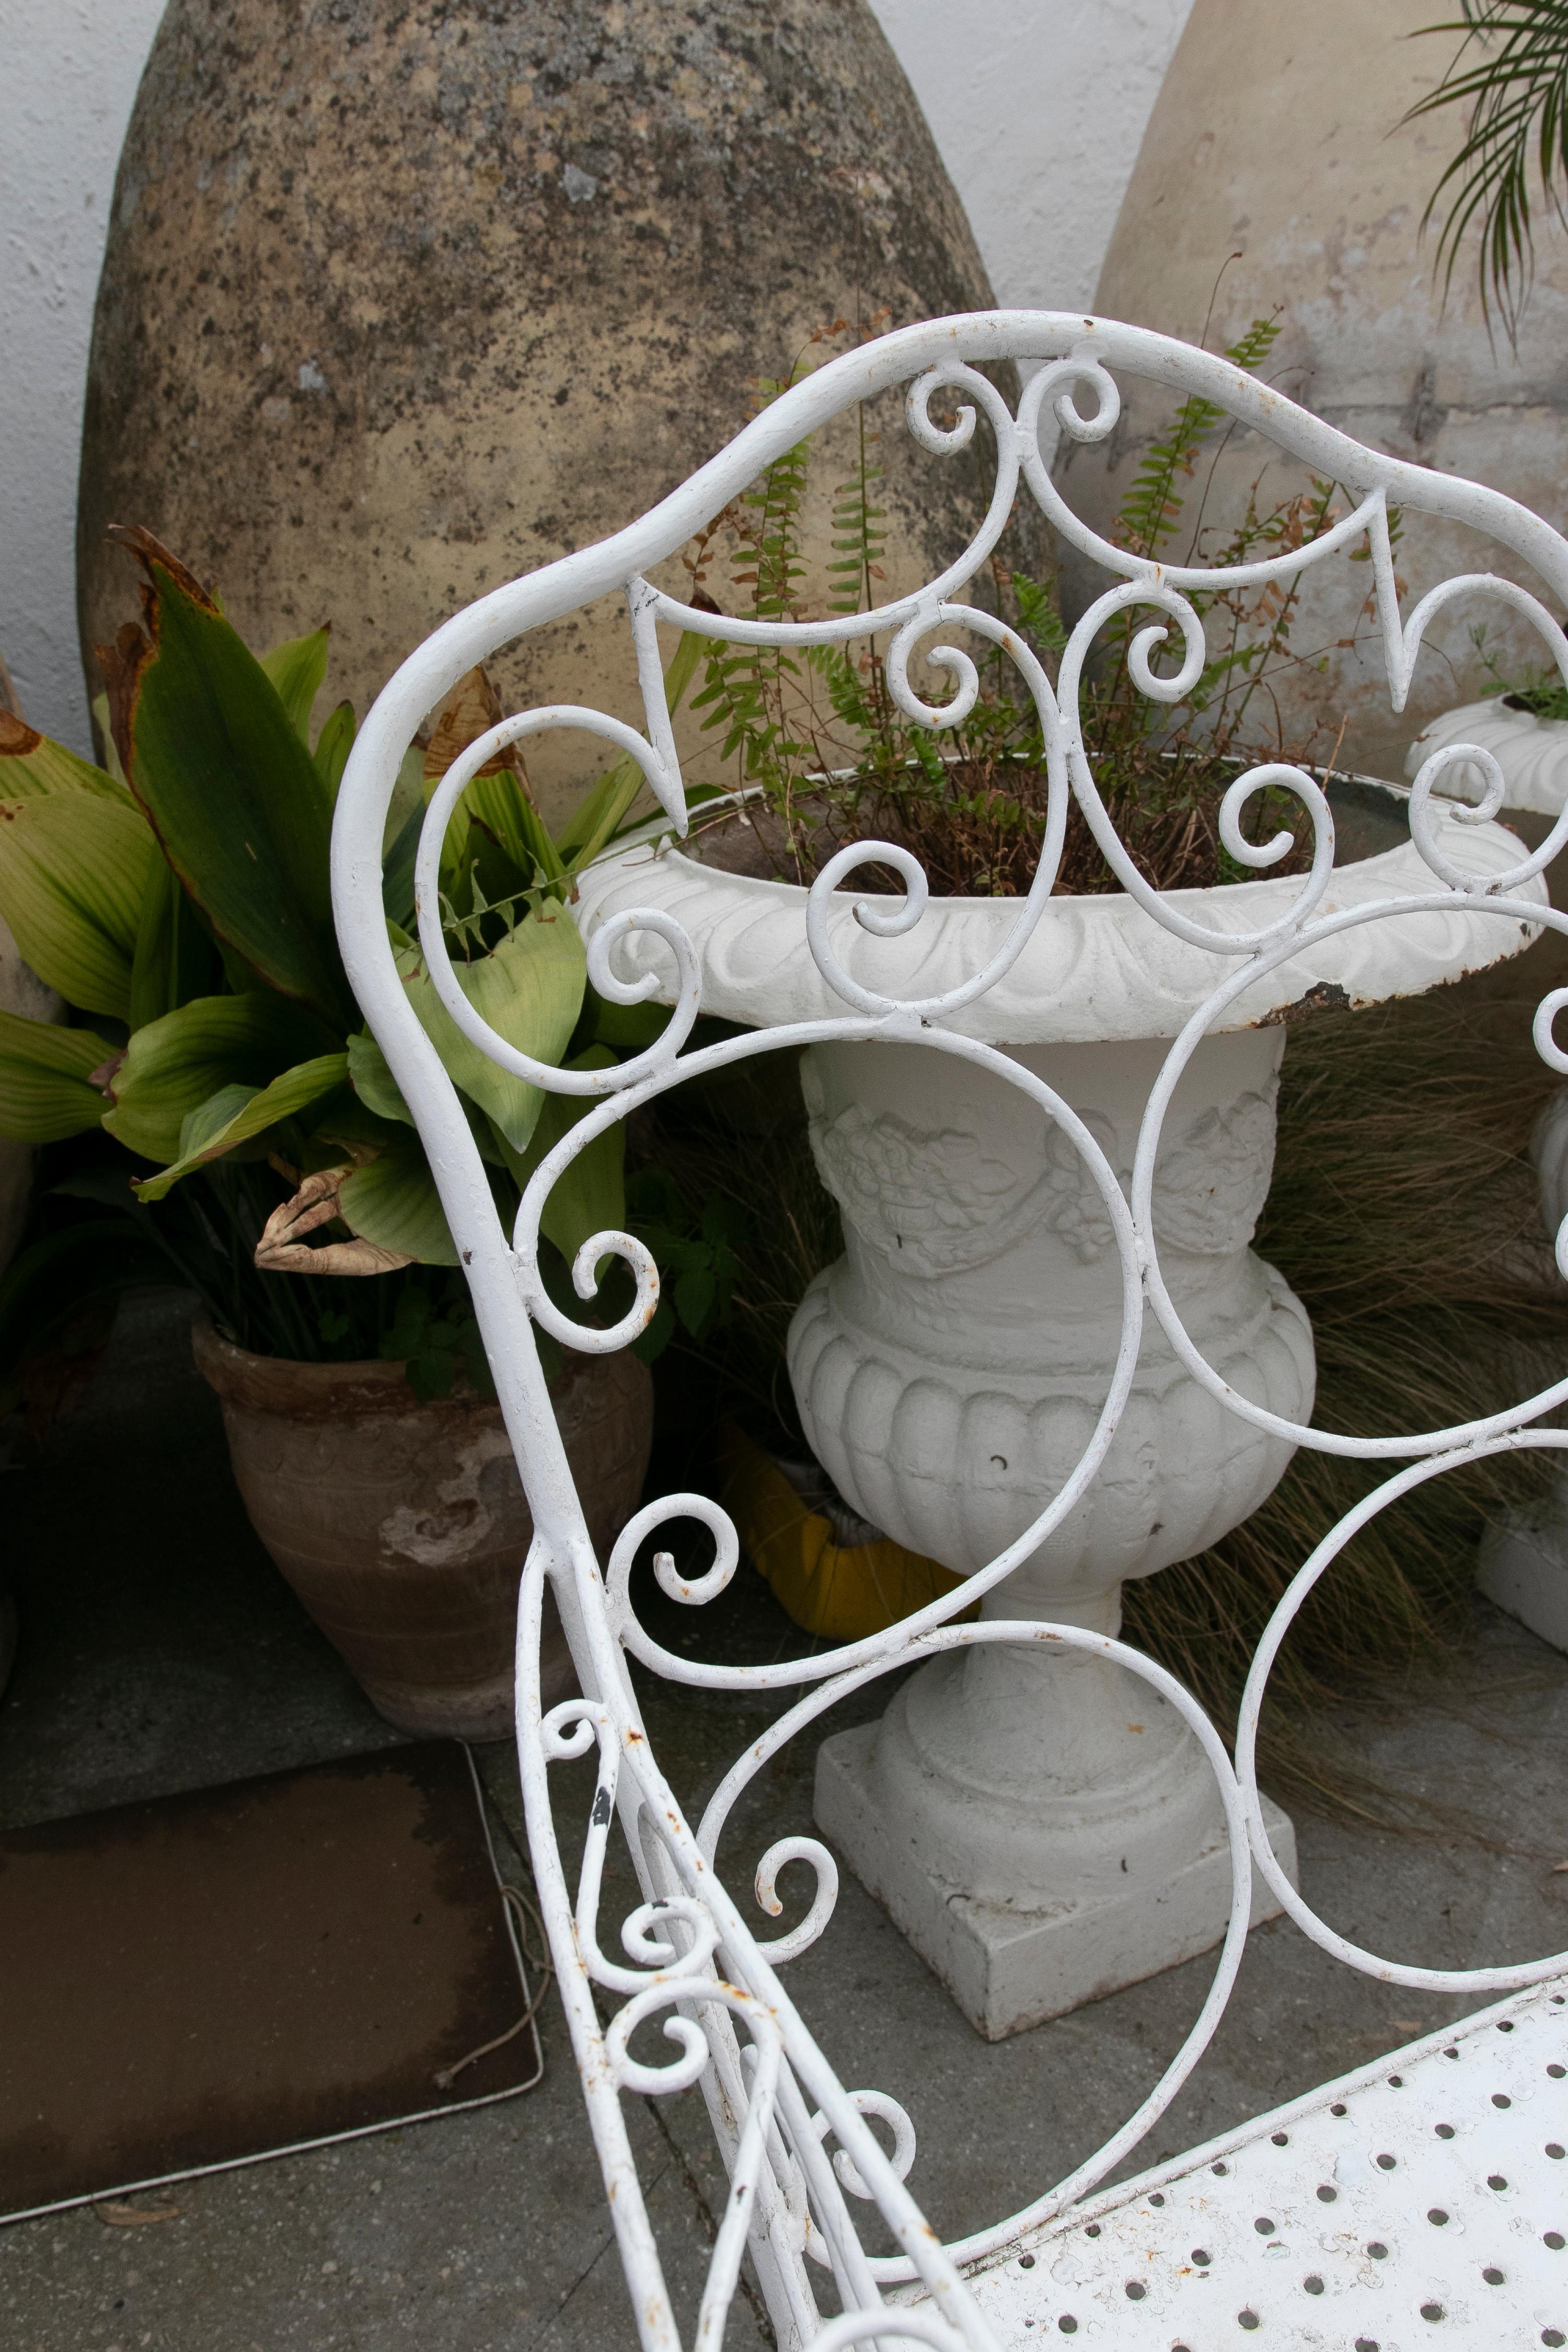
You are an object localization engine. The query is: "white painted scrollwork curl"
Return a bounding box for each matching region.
[509,1080,664,1355]
[885,607,982,731]
[751,1836,840,1965]
[518,1212,660,1356]
[539,1694,604,1763]
[1021,351,1121,452]
[605,1984,713,2097]
[810,2089,918,2201]
[605,1491,741,1625]
[416,711,700,1095]
[1051,580,1340,955]
[1398,581,1568,893]
[802,609,1073,1021]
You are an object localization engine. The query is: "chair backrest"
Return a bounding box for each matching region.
[331,312,1568,2352]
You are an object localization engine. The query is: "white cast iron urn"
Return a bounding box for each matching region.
[1405,698,1568,817]
[576,781,1540,2036]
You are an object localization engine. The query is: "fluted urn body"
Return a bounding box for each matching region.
[791,1029,1309,1608]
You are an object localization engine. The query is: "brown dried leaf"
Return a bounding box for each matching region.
[93,529,221,784]
[422,665,515,784]
[255,1165,413,1277]
[0,708,39,754]
[94,621,153,786]
[104,524,218,617]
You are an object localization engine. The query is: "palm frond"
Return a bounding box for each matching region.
[1408,2,1568,337]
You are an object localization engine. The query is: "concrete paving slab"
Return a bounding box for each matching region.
[2,1290,1565,2346]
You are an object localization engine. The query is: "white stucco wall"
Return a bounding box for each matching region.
[0,0,168,750]
[0,0,1191,755]
[869,0,1194,316]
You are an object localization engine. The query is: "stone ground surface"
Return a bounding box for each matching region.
[2,1291,1566,2350]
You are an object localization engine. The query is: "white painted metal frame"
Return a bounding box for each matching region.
[331,314,1568,2351]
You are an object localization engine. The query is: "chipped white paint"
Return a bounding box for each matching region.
[332,313,1568,2351]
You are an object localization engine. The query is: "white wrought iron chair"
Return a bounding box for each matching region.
[331,314,1568,2351]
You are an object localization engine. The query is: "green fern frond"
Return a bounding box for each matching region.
[1114,318,1282,562]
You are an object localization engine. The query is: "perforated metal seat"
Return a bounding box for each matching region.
[952,1981,1568,2350]
[331,311,1568,2351]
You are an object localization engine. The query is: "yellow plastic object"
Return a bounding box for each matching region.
[716,1423,975,1643]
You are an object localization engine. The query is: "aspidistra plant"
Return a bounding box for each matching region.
[0,528,697,1378]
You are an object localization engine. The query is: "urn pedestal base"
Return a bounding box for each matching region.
[814,1632,1297,2042]
[1479,1497,1568,1655]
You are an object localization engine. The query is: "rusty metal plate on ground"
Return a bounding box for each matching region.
[0,1741,538,2219]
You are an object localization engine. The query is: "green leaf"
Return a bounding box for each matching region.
[554,629,707,869]
[404,1347,455,1402]
[499,1046,626,1267]
[179,1082,260,1157]
[346,1029,414,1127]
[133,1052,350,1200]
[309,1085,407,1158]
[401,905,585,1152]
[90,696,130,788]
[451,815,533,942]
[0,789,156,1018]
[577,987,668,1056]
[313,700,356,803]
[0,1010,116,1142]
[103,991,337,1163]
[1012,571,1068,656]
[338,1136,458,1266]
[0,712,127,802]
[381,798,423,928]
[120,548,351,1026]
[463,763,566,891]
[128,858,220,1028]
[378,747,431,926]
[387,742,426,844]
[673,1255,716,1335]
[260,626,331,747]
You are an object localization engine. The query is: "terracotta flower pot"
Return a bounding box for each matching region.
[192,1319,652,1739]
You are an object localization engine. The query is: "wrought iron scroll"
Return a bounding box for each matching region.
[330,313,1568,2352]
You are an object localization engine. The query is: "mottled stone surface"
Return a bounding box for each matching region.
[78,0,1002,818]
[1057,0,1568,780]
